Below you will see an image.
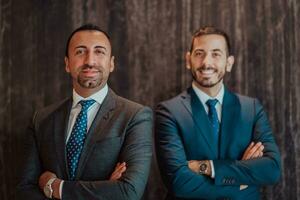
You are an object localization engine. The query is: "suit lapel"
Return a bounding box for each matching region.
[219,88,240,158]
[53,98,72,179]
[181,87,218,157]
[75,89,116,179]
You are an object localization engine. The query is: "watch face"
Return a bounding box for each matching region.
[200,163,207,171]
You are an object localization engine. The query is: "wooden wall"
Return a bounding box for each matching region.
[0,0,299,199]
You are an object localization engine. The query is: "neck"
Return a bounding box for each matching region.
[73,84,105,98]
[194,81,223,97]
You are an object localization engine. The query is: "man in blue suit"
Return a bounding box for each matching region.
[155,26,281,200]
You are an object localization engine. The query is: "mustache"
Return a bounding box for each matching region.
[78,64,101,72]
[198,65,217,71]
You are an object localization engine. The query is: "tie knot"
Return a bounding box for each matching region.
[206,99,218,108]
[79,99,96,110]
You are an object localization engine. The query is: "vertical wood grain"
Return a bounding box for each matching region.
[0,0,299,199]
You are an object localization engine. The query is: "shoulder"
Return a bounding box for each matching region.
[157,90,188,110]
[228,91,264,115]
[236,93,256,104]
[234,92,262,108]
[33,97,70,125]
[113,92,153,119]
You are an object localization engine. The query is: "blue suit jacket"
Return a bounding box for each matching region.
[155,87,281,200]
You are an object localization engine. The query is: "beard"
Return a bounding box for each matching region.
[77,64,105,89]
[191,65,225,88]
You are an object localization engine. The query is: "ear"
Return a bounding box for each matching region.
[226,55,234,72]
[185,52,191,70]
[109,56,115,72]
[65,57,70,73]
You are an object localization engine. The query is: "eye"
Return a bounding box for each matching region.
[75,49,85,55]
[194,51,205,57]
[212,52,221,58]
[95,49,105,55]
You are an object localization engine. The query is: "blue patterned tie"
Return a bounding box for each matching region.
[66,99,95,180]
[206,99,220,137]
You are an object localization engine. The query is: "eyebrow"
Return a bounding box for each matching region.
[75,45,107,51]
[212,49,224,53]
[194,48,224,54]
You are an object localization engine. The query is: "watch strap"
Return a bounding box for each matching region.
[44,177,56,198]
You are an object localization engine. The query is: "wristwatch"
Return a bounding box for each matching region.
[198,160,209,175]
[43,177,56,199]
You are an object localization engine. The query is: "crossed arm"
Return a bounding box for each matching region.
[155,101,281,199]
[17,107,153,200]
[188,141,265,176]
[38,162,127,199]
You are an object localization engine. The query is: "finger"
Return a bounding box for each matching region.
[247,143,263,159]
[110,171,121,180]
[114,162,125,170]
[245,142,255,153]
[242,142,255,160]
[250,145,264,159]
[114,163,127,174]
[119,166,127,174]
[110,166,127,180]
[243,142,262,160]
[252,144,264,158]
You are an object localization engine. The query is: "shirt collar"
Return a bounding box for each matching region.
[192,81,224,106]
[72,84,108,108]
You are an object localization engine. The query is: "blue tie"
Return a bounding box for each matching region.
[206,99,220,137]
[66,99,95,180]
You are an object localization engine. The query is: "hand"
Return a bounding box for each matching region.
[109,162,127,180]
[242,142,264,160]
[38,171,57,190]
[188,160,200,173]
[39,171,62,199]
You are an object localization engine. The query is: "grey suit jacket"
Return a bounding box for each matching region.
[17,89,153,200]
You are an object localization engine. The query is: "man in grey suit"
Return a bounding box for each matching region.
[17,24,153,200]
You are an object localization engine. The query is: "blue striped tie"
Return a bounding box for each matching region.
[66,99,95,180]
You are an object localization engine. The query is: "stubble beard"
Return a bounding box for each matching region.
[77,64,105,89]
[192,66,225,88]
[77,75,103,88]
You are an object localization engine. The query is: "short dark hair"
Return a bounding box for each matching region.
[189,26,231,55]
[65,23,111,57]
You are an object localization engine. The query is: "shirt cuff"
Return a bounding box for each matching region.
[59,180,64,199]
[210,160,215,178]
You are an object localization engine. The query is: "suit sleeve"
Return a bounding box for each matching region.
[213,99,281,186]
[62,106,153,200]
[16,112,48,200]
[155,103,240,199]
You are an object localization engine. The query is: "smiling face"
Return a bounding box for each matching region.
[65,30,114,97]
[186,34,234,96]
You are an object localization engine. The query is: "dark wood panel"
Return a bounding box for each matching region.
[0,0,299,199]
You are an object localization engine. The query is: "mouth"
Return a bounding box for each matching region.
[80,68,101,78]
[198,68,217,77]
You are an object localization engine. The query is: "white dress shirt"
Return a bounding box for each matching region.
[66,84,108,142]
[59,84,108,198]
[192,81,225,178]
[192,81,224,122]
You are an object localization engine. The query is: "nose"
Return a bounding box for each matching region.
[202,54,213,67]
[84,51,96,66]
